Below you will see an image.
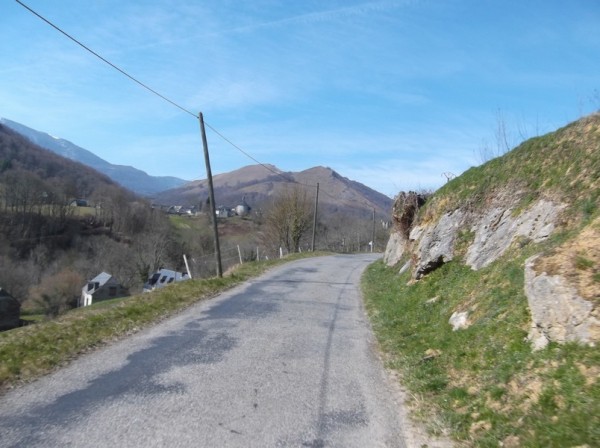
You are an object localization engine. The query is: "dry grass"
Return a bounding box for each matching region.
[534,216,600,303]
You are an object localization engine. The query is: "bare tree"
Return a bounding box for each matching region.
[131,208,173,283]
[30,268,83,317]
[264,186,312,253]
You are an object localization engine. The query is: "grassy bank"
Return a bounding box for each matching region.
[362,256,599,447]
[0,252,327,393]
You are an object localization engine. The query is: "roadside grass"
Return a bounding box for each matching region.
[362,254,599,447]
[0,251,329,393]
[362,113,600,446]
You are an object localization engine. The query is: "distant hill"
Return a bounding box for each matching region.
[0,123,117,196]
[154,164,393,220]
[0,118,188,196]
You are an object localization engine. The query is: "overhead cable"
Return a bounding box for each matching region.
[15,0,198,119]
[17,0,319,192]
[15,1,352,202]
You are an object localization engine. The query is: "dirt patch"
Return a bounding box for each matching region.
[507,373,544,412]
[534,217,600,304]
[576,362,600,387]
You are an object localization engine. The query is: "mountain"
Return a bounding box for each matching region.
[0,123,117,194]
[0,118,188,196]
[154,164,393,220]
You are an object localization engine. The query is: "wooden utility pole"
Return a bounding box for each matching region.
[371,208,376,253]
[311,183,319,251]
[198,112,223,277]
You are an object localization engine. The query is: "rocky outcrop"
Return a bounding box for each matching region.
[525,256,600,350]
[412,209,465,278]
[384,192,429,268]
[386,195,566,278]
[465,200,566,270]
[383,232,406,267]
[383,192,595,349]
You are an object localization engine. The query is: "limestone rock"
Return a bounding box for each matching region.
[466,200,565,270]
[449,311,470,331]
[413,209,465,279]
[383,231,405,267]
[383,197,565,280]
[398,260,412,275]
[525,256,600,350]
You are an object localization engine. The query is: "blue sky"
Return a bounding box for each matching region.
[2,0,598,197]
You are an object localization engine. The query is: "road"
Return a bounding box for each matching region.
[0,254,416,447]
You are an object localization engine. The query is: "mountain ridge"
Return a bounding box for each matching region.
[0,118,188,196]
[154,164,393,220]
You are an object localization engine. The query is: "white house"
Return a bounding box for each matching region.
[80,272,129,307]
[143,268,190,292]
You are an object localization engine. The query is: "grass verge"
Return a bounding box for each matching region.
[0,252,328,394]
[362,256,600,447]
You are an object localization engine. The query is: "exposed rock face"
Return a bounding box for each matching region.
[384,191,429,268]
[412,209,465,278]
[383,232,406,267]
[383,192,591,349]
[525,256,600,350]
[385,196,565,276]
[466,200,566,270]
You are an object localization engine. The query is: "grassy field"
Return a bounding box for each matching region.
[0,252,328,394]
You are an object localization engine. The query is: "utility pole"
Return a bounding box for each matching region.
[198,112,223,277]
[371,208,376,253]
[311,182,319,252]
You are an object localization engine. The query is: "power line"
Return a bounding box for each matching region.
[15,0,198,119]
[16,1,373,209]
[17,0,316,192]
[203,123,313,187]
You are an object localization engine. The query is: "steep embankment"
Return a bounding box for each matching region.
[386,113,599,347]
[365,113,599,446]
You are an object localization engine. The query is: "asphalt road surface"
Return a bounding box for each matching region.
[0,254,415,447]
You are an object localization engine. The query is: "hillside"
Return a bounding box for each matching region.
[0,123,118,202]
[0,124,188,311]
[0,118,188,196]
[153,164,393,220]
[366,113,600,446]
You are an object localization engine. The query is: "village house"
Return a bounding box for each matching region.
[69,198,89,207]
[80,272,129,307]
[235,196,251,217]
[0,288,20,331]
[143,268,190,292]
[215,205,233,218]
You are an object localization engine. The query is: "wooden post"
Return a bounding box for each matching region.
[311,182,319,252]
[183,254,192,279]
[198,112,222,277]
[371,208,376,253]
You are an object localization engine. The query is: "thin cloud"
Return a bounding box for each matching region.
[219,0,417,34]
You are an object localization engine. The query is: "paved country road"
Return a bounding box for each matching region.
[0,254,430,447]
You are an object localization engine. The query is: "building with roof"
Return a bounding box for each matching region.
[143,268,190,292]
[0,288,20,331]
[80,272,129,307]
